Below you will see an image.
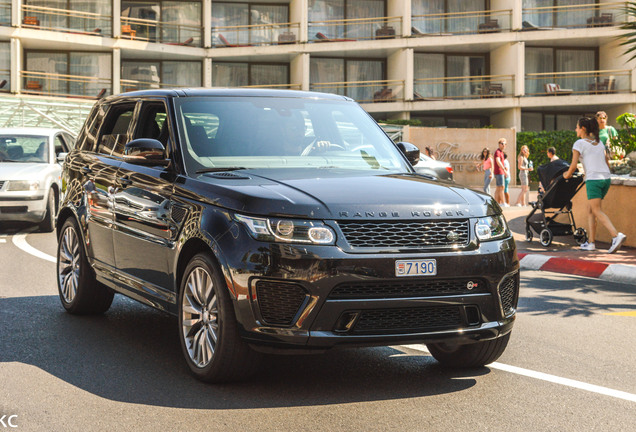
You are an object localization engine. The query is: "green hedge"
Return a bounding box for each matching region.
[515,130,577,182]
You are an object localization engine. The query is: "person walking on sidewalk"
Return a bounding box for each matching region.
[514,145,532,206]
[596,111,617,150]
[493,139,507,205]
[478,147,493,195]
[503,153,511,207]
[563,116,626,253]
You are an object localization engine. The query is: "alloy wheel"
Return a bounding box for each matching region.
[58,226,80,303]
[181,266,219,368]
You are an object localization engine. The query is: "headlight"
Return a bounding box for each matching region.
[8,180,40,191]
[235,214,336,245]
[475,215,509,241]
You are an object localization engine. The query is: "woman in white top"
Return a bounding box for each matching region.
[563,117,626,253]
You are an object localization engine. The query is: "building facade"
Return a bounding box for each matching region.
[1,0,635,132]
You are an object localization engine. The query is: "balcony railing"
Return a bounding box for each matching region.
[310,79,404,103]
[411,9,511,36]
[120,16,202,46]
[0,69,9,92]
[21,5,111,36]
[522,2,626,30]
[525,69,631,96]
[414,74,514,100]
[212,22,300,47]
[22,71,111,99]
[0,1,10,26]
[308,16,402,42]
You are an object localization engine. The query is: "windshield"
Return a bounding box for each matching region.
[0,135,49,163]
[174,97,412,175]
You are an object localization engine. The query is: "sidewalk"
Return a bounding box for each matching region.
[503,206,636,285]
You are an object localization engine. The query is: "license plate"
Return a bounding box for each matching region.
[395,259,437,277]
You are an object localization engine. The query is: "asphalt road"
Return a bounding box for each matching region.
[1,224,635,431]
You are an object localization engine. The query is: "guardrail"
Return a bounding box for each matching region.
[21,5,110,36]
[308,16,402,42]
[212,22,300,47]
[522,1,626,30]
[21,71,111,99]
[120,16,201,46]
[411,9,511,36]
[310,79,404,103]
[414,74,514,100]
[524,69,631,96]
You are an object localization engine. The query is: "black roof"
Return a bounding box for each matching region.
[102,88,351,102]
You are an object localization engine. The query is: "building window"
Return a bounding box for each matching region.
[414,53,487,99]
[24,1,112,35]
[212,62,289,88]
[310,57,385,102]
[411,115,489,129]
[525,46,595,95]
[309,0,385,40]
[122,60,201,90]
[121,1,201,45]
[522,111,586,131]
[212,2,289,46]
[412,0,486,34]
[0,42,9,91]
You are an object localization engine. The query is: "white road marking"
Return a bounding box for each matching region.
[0,239,6,243]
[12,232,56,263]
[401,344,636,403]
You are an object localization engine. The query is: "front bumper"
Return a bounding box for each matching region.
[218,228,520,352]
[0,191,47,222]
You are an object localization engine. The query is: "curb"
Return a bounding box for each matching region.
[518,253,636,285]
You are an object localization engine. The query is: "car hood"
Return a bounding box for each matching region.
[0,163,53,180]
[187,169,497,220]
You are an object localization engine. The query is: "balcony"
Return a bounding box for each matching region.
[524,69,631,96]
[21,5,111,36]
[414,74,514,100]
[308,16,402,42]
[212,22,300,47]
[411,9,511,36]
[0,1,10,26]
[310,80,404,104]
[522,1,625,30]
[21,71,111,99]
[120,17,201,47]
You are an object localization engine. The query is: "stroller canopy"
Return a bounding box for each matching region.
[537,158,570,189]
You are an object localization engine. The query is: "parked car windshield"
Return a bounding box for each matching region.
[0,135,49,163]
[174,97,412,175]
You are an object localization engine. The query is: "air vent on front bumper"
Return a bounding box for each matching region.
[351,306,463,334]
[328,278,487,299]
[337,219,469,249]
[255,280,308,326]
[497,272,519,317]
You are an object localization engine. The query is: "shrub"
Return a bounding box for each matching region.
[515,130,577,182]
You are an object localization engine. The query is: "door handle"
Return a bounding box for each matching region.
[118,177,132,186]
[80,166,92,175]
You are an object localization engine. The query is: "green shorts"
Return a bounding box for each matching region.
[586,179,611,200]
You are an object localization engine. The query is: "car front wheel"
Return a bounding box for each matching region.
[178,252,260,383]
[427,333,511,368]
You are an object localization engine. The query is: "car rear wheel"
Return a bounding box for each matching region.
[427,333,511,368]
[39,189,55,233]
[57,218,114,314]
[178,252,260,383]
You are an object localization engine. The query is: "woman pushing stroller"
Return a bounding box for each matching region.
[563,117,626,253]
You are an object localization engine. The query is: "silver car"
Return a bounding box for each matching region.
[413,154,454,182]
[0,128,75,231]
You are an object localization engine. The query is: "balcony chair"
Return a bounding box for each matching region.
[587,13,613,27]
[478,19,500,33]
[373,87,395,102]
[96,88,107,99]
[166,37,194,46]
[375,25,396,39]
[121,25,136,39]
[314,32,355,42]
[23,16,40,27]
[217,34,250,47]
[0,80,7,89]
[278,31,297,44]
[25,81,42,91]
[481,83,504,98]
[544,83,573,95]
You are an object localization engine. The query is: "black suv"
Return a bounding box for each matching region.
[56,89,519,382]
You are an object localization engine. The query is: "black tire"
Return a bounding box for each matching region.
[427,333,511,368]
[574,228,587,245]
[39,189,56,233]
[178,252,260,383]
[57,217,114,314]
[539,228,553,247]
[525,227,533,242]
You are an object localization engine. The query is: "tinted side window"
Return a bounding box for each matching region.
[135,101,170,151]
[98,103,136,157]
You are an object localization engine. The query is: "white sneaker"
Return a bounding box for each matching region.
[580,242,596,251]
[503,203,510,207]
[608,232,626,254]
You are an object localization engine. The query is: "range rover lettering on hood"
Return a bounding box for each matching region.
[338,209,472,218]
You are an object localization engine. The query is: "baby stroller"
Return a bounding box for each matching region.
[525,159,587,247]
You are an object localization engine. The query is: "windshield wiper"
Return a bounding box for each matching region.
[196,167,247,174]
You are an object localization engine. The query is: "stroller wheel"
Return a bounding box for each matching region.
[540,228,553,247]
[525,228,533,242]
[574,228,587,245]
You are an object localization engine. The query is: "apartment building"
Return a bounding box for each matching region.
[0,0,635,132]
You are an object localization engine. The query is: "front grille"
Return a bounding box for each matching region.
[352,306,463,334]
[329,278,487,299]
[0,206,28,214]
[338,219,470,249]
[498,273,519,316]
[255,280,308,326]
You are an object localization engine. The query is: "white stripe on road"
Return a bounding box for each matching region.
[402,344,636,403]
[0,239,6,243]
[12,232,56,263]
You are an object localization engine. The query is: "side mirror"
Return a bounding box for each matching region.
[396,142,420,166]
[123,138,169,166]
[56,152,68,163]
